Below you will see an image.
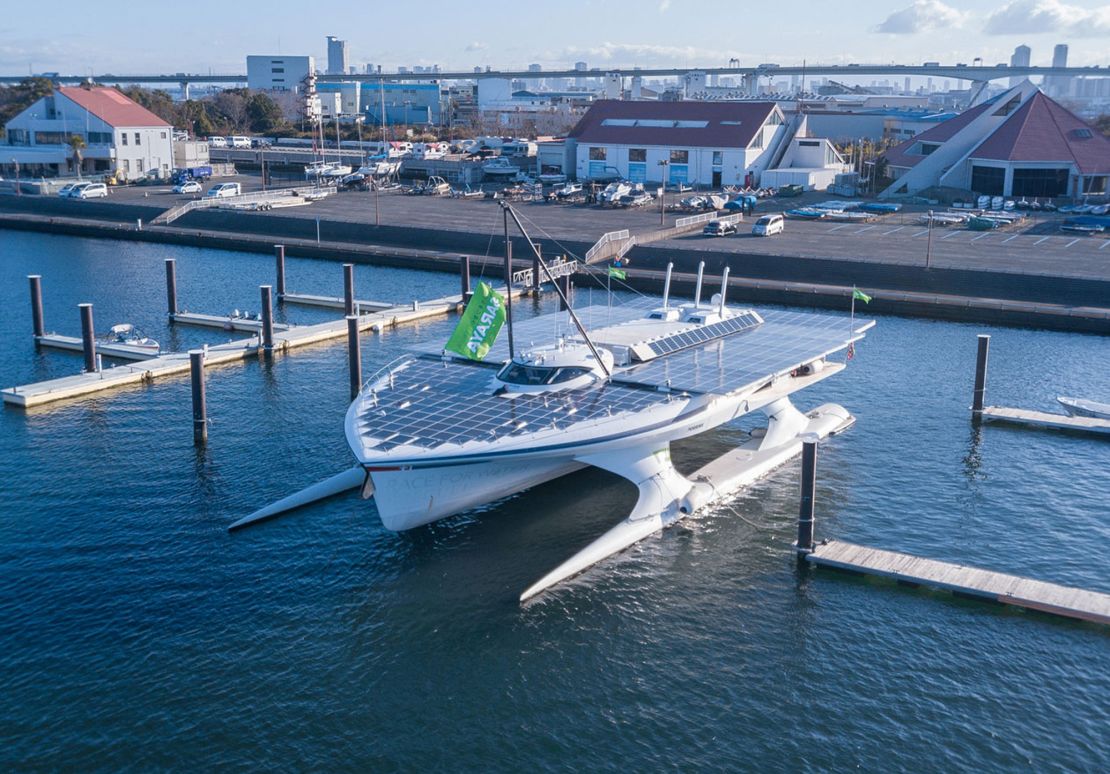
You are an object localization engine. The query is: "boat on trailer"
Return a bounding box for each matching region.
[231,205,874,600]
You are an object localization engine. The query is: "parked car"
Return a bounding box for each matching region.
[228,136,251,148]
[57,183,77,197]
[752,213,785,236]
[251,138,272,148]
[703,219,737,237]
[205,182,242,198]
[71,182,108,199]
[173,180,203,194]
[208,136,228,148]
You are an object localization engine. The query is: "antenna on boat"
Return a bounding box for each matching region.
[662,262,673,309]
[693,261,705,308]
[500,202,611,378]
[718,266,730,315]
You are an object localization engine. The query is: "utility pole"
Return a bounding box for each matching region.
[925,210,934,269]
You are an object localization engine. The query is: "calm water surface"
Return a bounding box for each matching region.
[1,231,1107,770]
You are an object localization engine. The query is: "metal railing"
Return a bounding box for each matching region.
[674,211,743,228]
[584,229,631,264]
[512,259,578,287]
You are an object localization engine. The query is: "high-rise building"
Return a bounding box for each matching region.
[575,61,587,88]
[1050,43,1070,96]
[326,36,349,75]
[1010,44,1031,88]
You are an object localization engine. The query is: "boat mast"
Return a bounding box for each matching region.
[502,206,515,360]
[501,202,611,378]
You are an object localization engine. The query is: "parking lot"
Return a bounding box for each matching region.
[42,173,1110,283]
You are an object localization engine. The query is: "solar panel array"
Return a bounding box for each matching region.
[616,310,873,396]
[355,356,673,453]
[644,311,763,358]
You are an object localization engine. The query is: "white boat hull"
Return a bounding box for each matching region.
[369,458,585,531]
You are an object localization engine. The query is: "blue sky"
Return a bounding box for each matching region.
[2,0,1107,74]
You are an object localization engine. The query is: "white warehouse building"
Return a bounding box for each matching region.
[1,85,172,181]
[247,55,315,92]
[566,100,793,187]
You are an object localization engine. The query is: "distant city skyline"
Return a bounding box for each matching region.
[2,0,1108,75]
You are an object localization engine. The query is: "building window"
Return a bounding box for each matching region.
[160,132,167,139]
[1083,176,1107,194]
[670,149,688,163]
[992,95,1021,116]
[750,132,763,150]
[272,68,285,73]
[712,151,723,165]
[970,165,1005,196]
[628,148,646,162]
[121,133,128,146]
[588,147,607,161]
[34,131,70,145]
[137,159,144,173]
[799,140,820,147]
[1011,167,1069,197]
[135,133,141,146]
[919,143,939,156]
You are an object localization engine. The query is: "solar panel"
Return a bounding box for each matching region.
[615,310,872,396]
[357,355,672,452]
[643,311,763,358]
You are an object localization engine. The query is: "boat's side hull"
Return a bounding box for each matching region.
[370,458,585,531]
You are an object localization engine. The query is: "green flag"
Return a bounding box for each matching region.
[852,288,872,304]
[608,266,627,280]
[445,281,506,361]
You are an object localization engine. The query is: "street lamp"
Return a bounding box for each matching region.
[658,159,669,225]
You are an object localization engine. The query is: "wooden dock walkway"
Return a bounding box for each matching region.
[980,406,1110,436]
[280,293,393,312]
[3,288,488,409]
[807,540,1110,625]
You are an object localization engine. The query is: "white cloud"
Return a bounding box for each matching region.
[464,41,487,52]
[658,0,672,12]
[985,0,1110,36]
[875,1,968,34]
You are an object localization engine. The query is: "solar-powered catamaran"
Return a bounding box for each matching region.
[232,205,874,600]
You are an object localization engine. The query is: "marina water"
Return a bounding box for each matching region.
[1,231,1107,770]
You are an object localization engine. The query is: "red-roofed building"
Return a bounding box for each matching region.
[566,100,793,187]
[2,85,173,181]
[880,83,1110,199]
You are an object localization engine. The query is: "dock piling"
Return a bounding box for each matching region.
[28,275,44,338]
[275,244,286,297]
[532,243,541,293]
[165,259,178,317]
[260,285,274,355]
[796,439,818,555]
[79,303,96,374]
[972,334,990,417]
[190,350,207,445]
[343,264,355,316]
[460,255,471,302]
[558,274,571,311]
[346,315,361,399]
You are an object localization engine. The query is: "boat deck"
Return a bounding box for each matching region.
[807,540,1110,625]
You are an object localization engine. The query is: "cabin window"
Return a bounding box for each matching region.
[629,148,646,162]
[588,147,607,161]
[498,364,592,385]
[670,149,688,164]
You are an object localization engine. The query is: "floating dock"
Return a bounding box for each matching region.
[979,406,1110,436]
[280,293,393,312]
[806,540,1110,625]
[3,289,487,409]
[170,312,291,333]
[36,333,157,361]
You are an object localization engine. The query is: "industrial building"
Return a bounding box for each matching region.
[246,55,315,92]
[880,83,1110,199]
[316,81,443,124]
[564,100,797,187]
[1,85,172,181]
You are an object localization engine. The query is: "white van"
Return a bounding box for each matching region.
[205,182,241,198]
[752,213,785,237]
[228,136,251,148]
[208,136,228,148]
[72,182,108,199]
